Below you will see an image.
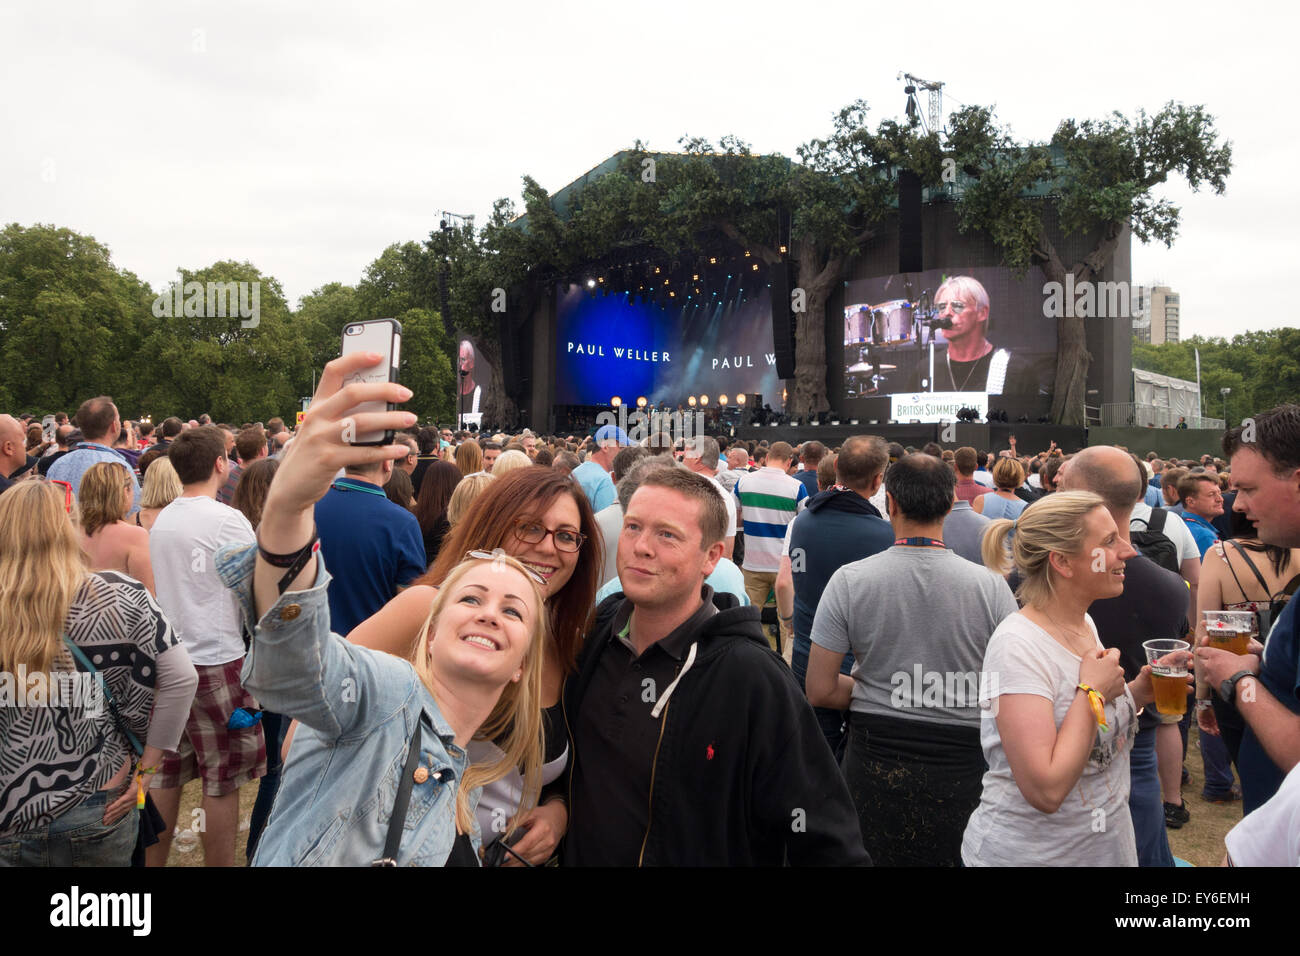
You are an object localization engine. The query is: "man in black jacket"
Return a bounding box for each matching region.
[560,467,869,866]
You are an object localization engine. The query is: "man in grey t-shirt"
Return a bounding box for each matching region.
[806,453,1017,865]
[943,490,992,566]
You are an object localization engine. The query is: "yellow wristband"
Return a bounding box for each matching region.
[1077,683,1109,732]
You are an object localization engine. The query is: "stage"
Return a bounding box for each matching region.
[732,422,1088,454]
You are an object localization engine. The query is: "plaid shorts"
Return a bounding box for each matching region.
[154,658,266,797]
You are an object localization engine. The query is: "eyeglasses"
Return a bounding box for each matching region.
[935,300,971,314]
[510,519,586,554]
[464,549,547,586]
[50,480,73,514]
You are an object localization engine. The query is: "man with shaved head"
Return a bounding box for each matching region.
[49,395,141,514]
[1059,446,1191,865]
[0,414,27,493]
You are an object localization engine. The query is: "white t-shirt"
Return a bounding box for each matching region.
[1130,502,1199,566]
[962,612,1139,866]
[149,495,256,666]
[1224,760,1300,866]
[707,474,737,540]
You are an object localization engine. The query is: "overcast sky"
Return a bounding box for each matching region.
[2,0,1293,340]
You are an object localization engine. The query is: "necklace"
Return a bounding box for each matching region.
[947,353,980,391]
[1041,607,1092,656]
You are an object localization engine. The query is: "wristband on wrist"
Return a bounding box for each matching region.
[257,528,320,596]
[137,764,160,776]
[1077,682,1108,732]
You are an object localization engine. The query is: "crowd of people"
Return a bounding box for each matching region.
[0,371,1297,868]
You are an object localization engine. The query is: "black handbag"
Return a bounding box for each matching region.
[371,722,425,866]
[62,637,166,866]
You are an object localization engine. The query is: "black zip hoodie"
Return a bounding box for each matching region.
[560,591,870,866]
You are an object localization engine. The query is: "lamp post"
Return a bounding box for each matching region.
[1220,387,1231,425]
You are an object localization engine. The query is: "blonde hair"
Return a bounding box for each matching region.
[490,449,531,477]
[992,457,1025,490]
[0,482,90,674]
[140,456,183,509]
[447,473,495,526]
[408,553,547,837]
[79,461,132,536]
[980,491,1105,608]
[455,439,483,476]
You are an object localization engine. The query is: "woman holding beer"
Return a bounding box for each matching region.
[964,492,1160,866]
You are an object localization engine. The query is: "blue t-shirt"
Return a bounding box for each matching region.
[314,477,427,637]
[1181,512,1220,559]
[795,470,819,498]
[1239,596,1300,814]
[1143,484,1162,508]
[571,461,616,514]
[595,556,749,606]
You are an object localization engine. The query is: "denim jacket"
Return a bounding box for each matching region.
[215,542,477,866]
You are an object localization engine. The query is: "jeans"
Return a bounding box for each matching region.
[246,710,288,862]
[1198,720,1237,799]
[1128,729,1173,867]
[790,637,848,763]
[0,791,138,867]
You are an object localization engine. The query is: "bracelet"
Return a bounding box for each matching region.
[257,527,318,567]
[1077,683,1109,732]
[137,764,160,776]
[779,614,793,624]
[1195,699,1214,711]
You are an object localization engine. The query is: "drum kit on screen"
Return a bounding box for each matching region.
[843,292,950,397]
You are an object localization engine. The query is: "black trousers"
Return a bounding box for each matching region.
[842,712,985,867]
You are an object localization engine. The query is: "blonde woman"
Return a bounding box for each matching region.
[446,472,495,528]
[0,482,196,866]
[490,449,531,478]
[233,352,547,866]
[78,461,155,595]
[964,491,1161,866]
[972,457,1029,520]
[138,457,183,531]
[455,438,483,477]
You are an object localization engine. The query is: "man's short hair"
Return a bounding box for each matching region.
[801,441,826,465]
[1223,404,1300,475]
[396,432,419,458]
[684,435,721,470]
[835,436,887,492]
[921,442,943,458]
[886,442,905,460]
[267,417,286,435]
[635,466,728,548]
[885,453,956,523]
[481,439,502,453]
[767,441,793,463]
[1178,473,1220,507]
[168,425,228,485]
[954,446,979,477]
[645,433,675,455]
[161,416,184,439]
[726,448,749,468]
[74,396,118,441]
[235,425,268,462]
[612,444,649,484]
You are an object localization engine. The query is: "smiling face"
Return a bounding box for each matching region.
[427,563,538,688]
[1230,446,1300,548]
[504,492,581,599]
[617,485,723,612]
[1052,506,1135,601]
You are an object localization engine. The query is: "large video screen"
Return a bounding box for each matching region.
[841,267,1055,416]
[555,284,781,407]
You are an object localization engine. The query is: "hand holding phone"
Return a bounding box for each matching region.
[340,319,403,445]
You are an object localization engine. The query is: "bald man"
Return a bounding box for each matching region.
[1058,446,1190,866]
[0,414,27,492]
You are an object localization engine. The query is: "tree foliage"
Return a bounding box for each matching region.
[1133,331,1300,421]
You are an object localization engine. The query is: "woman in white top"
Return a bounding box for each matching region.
[964,491,1164,866]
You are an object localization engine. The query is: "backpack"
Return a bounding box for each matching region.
[1130,507,1181,575]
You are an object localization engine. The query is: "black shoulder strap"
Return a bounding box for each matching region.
[373,720,423,866]
[1148,507,1168,533]
[1279,574,1300,602]
[1227,539,1272,598]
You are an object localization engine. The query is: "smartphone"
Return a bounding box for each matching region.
[339,319,402,445]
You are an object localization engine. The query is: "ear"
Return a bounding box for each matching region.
[1047,549,1075,579]
[701,539,725,578]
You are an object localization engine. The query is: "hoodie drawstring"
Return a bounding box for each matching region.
[650,642,697,719]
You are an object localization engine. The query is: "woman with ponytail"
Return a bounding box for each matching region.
[964,491,1163,866]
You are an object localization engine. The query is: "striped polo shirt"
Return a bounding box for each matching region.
[734,467,808,572]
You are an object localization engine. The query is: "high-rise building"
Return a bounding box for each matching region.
[1131,284,1179,344]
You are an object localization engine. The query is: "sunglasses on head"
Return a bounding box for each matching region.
[464,549,547,586]
[49,480,73,514]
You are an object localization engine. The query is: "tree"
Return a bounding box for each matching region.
[953,103,1232,424]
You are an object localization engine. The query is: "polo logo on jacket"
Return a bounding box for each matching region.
[706,742,715,761]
